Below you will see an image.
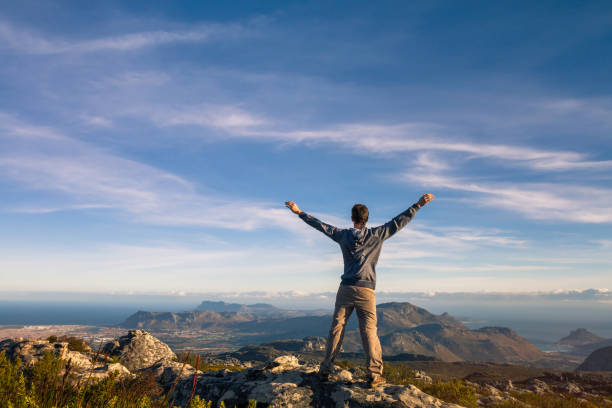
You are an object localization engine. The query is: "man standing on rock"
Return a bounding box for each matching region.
[285,194,434,387]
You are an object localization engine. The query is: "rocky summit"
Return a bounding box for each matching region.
[0,331,460,407]
[3,330,612,407]
[168,355,462,408]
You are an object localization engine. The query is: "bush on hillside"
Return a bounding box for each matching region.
[421,380,478,408]
[384,362,478,407]
[504,391,608,408]
[175,352,245,373]
[46,335,91,353]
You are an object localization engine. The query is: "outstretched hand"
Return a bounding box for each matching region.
[417,193,435,207]
[285,201,303,215]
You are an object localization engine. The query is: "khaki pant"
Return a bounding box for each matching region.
[320,285,383,378]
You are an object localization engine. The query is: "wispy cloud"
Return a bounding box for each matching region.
[0,114,297,231]
[142,103,612,172]
[376,226,528,264]
[155,105,268,129]
[80,115,113,127]
[255,124,612,171]
[593,240,612,249]
[0,21,241,54]
[402,172,612,223]
[379,261,563,273]
[539,97,612,126]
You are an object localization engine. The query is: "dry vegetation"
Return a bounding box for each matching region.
[383,362,479,407]
[175,352,245,374]
[490,392,611,408]
[0,350,256,408]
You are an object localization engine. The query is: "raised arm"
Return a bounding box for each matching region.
[285,201,341,242]
[372,194,434,241]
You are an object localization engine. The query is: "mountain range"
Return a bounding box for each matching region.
[195,301,328,318]
[120,301,545,364]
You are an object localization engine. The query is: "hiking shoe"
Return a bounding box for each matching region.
[368,375,386,387]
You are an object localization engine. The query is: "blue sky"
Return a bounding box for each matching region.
[0,1,611,298]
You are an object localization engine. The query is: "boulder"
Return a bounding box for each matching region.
[265,355,301,373]
[87,362,132,380]
[526,378,550,394]
[561,382,582,394]
[334,369,353,383]
[0,338,99,370]
[414,369,433,384]
[143,359,198,388]
[102,330,176,371]
[0,338,131,381]
[0,338,72,365]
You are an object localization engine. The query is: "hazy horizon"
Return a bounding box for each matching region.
[3,289,612,345]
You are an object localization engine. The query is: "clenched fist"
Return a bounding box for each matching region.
[417,193,435,207]
[285,201,303,215]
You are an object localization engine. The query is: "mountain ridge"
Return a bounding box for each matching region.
[120,301,545,364]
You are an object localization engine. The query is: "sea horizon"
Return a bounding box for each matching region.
[2,299,611,351]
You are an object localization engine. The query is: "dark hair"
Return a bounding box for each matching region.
[351,204,369,224]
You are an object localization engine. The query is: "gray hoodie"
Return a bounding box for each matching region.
[299,204,420,290]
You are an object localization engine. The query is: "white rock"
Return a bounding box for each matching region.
[335,369,353,383]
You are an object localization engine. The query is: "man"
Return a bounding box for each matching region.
[285,194,434,387]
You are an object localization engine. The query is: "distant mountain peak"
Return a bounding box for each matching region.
[559,328,605,346]
[376,302,465,330]
[195,300,280,313]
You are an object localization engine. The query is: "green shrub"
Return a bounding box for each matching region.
[27,351,65,407]
[106,355,122,364]
[490,400,525,408]
[0,350,195,408]
[384,363,477,407]
[509,391,606,408]
[62,336,91,353]
[0,351,29,408]
[46,335,90,353]
[175,352,245,373]
[421,380,479,408]
[383,362,418,386]
[187,395,212,408]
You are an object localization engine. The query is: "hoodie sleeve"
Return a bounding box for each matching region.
[371,204,420,241]
[298,212,341,242]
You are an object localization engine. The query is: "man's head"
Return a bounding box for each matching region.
[351,204,369,226]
